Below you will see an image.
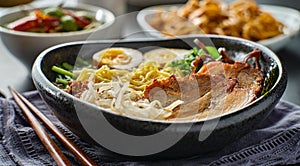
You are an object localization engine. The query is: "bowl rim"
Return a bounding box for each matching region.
[32,34,285,124]
[0,1,115,37]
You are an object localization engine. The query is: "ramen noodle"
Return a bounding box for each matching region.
[53,44,265,121]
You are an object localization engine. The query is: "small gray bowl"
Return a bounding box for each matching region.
[0,1,115,70]
[32,35,287,159]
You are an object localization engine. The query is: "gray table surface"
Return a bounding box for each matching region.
[0,1,300,107]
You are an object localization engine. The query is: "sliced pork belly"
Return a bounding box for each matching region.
[143,60,264,120]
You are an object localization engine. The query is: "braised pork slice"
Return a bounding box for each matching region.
[143,61,264,119]
[144,73,212,106]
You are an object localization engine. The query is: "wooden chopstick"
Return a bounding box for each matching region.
[8,87,98,166]
[8,86,71,166]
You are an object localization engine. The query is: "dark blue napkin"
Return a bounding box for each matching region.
[0,90,299,165]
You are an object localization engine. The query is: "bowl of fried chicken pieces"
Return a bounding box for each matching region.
[137,0,300,51]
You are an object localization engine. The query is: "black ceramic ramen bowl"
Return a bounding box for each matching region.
[31,35,287,159]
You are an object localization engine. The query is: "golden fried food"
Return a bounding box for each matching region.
[150,0,284,41]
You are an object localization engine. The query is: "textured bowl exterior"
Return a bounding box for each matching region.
[32,35,287,159]
[0,1,115,69]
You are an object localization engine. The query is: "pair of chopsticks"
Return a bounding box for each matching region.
[8,86,98,166]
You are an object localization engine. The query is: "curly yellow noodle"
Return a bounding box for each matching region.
[77,62,171,92]
[129,62,171,91]
[75,65,129,83]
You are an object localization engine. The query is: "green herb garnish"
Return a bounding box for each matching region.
[166,46,220,76]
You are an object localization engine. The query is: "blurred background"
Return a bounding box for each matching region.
[3,0,298,15]
[0,0,299,14]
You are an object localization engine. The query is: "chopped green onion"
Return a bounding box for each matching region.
[52,65,74,78]
[62,62,74,71]
[56,78,69,85]
[76,57,90,66]
[199,46,220,59]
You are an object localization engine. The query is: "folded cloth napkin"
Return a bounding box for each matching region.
[0,90,299,166]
